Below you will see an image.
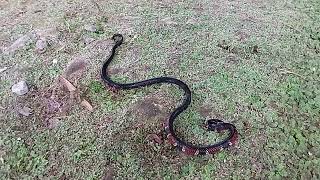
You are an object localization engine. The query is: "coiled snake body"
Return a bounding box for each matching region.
[101,34,238,155]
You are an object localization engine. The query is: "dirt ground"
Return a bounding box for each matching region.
[0,0,319,179]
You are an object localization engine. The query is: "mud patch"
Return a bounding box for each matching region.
[132,98,161,119]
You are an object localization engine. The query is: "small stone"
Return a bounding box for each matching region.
[17,106,32,116]
[11,81,29,95]
[83,37,95,45]
[52,59,58,64]
[35,39,48,54]
[84,24,98,32]
[3,34,35,55]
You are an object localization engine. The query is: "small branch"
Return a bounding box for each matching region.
[279,69,320,82]
[279,68,305,79]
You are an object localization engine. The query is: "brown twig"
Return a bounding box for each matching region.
[279,68,320,82]
[279,68,305,79]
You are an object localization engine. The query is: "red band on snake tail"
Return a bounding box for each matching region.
[229,131,238,145]
[167,133,177,146]
[207,147,220,154]
[182,146,197,155]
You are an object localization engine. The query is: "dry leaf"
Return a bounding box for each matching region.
[59,76,76,91]
[146,133,163,144]
[81,99,93,111]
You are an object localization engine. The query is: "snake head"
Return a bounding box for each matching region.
[207,119,225,132]
[112,34,124,46]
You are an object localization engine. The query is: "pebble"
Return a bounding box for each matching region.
[11,81,29,95]
[83,37,95,45]
[17,106,32,116]
[3,34,35,55]
[52,59,58,64]
[35,39,48,54]
[84,24,98,32]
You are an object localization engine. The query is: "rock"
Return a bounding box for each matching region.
[35,39,48,54]
[83,37,95,45]
[17,106,32,116]
[84,24,98,32]
[3,34,35,55]
[52,59,58,64]
[11,81,29,95]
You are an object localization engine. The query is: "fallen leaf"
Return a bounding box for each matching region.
[81,99,93,111]
[17,106,32,116]
[146,133,163,144]
[59,76,76,91]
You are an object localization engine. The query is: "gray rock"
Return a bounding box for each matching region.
[3,34,35,55]
[17,106,32,116]
[84,24,98,32]
[35,39,47,53]
[11,81,29,95]
[83,37,95,45]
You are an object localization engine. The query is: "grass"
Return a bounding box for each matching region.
[1,0,320,179]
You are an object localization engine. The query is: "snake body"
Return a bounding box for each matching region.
[101,34,238,155]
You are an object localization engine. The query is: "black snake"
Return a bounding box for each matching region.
[101,34,238,155]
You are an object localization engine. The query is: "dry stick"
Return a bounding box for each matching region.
[279,68,320,82]
[279,68,305,79]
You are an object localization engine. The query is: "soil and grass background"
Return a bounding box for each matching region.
[1,0,319,179]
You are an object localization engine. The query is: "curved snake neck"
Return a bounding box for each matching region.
[101,34,238,155]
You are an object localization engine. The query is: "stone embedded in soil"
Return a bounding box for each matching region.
[3,34,35,54]
[84,24,98,32]
[35,39,48,53]
[11,81,29,95]
[17,106,32,116]
[83,37,95,45]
